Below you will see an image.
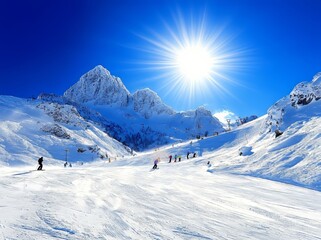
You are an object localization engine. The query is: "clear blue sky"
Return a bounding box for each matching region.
[1,0,320,118]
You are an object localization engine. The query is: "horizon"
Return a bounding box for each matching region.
[1,0,321,119]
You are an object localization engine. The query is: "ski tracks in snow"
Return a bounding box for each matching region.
[1,165,321,239]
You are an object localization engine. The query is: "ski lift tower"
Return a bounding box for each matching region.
[65,149,69,162]
[226,119,231,131]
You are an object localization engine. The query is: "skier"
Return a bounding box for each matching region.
[178,155,182,162]
[187,151,190,159]
[207,161,212,168]
[174,154,177,162]
[168,155,172,163]
[153,158,160,169]
[193,152,196,158]
[64,161,68,167]
[37,157,43,170]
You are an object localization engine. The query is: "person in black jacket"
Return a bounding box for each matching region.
[37,157,43,170]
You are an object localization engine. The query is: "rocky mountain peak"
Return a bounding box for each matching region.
[132,88,175,119]
[266,71,321,132]
[64,65,130,107]
[195,106,213,117]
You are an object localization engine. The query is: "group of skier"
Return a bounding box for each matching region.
[64,161,72,168]
[37,150,199,172]
[152,151,198,169]
[168,152,197,163]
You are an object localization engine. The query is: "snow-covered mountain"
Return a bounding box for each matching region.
[63,65,224,150]
[64,65,130,107]
[63,65,175,118]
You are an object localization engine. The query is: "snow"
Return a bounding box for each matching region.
[1,157,321,239]
[1,107,321,239]
[1,69,321,239]
[312,72,321,84]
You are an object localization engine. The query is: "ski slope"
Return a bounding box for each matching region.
[1,150,321,239]
[1,85,321,239]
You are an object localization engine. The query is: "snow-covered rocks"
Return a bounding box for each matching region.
[239,115,258,124]
[194,106,222,131]
[172,107,224,137]
[132,88,175,119]
[290,72,321,107]
[266,72,321,132]
[37,102,83,126]
[41,123,70,139]
[37,93,65,104]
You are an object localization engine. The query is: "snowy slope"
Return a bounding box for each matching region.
[189,72,321,190]
[0,95,130,167]
[183,113,321,190]
[0,148,321,239]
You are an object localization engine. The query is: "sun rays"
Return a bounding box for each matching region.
[133,10,248,108]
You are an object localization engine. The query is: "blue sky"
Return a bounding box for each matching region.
[1,0,321,118]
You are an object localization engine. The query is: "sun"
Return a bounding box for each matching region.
[175,44,214,83]
[134,11,246,107]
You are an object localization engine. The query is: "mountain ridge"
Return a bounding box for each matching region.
[62,65,224,150]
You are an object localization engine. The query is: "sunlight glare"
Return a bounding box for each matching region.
[134,11,247,108]
[175,44,214,82]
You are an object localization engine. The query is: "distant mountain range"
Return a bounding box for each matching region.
[1,65,321,168]
[60,65,224,150]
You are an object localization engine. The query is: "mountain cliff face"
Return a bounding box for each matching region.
[132,88,175,119]
[266,72,321,133]
[61,65,224,150]
[290,72,321,107]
